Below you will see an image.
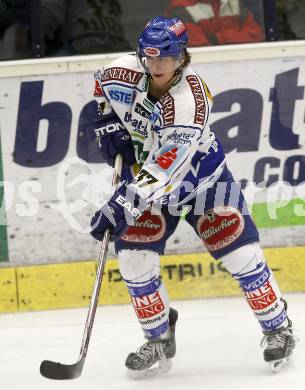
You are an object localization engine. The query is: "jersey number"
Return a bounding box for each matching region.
[134,169,158,188]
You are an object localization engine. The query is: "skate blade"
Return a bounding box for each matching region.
[127,358,172,380]
[269,357,291,373]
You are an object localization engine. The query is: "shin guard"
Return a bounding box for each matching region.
[119,249,170,339]
[221,243,289,332]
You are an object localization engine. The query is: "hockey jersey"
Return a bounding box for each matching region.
[94,54,225,207]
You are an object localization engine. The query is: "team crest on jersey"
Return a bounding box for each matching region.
[121,210,165,243]
[197,206,244,251]
[143,47,160,56]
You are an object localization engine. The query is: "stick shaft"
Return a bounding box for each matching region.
[78,154,123,360]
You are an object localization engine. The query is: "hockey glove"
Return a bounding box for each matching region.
[95,111,136,167]
[90,184,147,241]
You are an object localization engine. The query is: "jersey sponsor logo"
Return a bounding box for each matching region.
[186,75,206,125]
[94,122,125,137]
[169,20,187,36]
[134,102,151,119]
[159,92,175,125]
[115,195,141,218]
[108,87,135,105]
[93,79,103,97]
[133,141,149,163]
[143,98,155,111]
[124,112,148,138]
[142,74,149,92]
[156,147,178,169]
[121,210,166,243]
[244,281,277,310]
[143,47,160,56]
[167,130,196,146]
[133,169,158,188]
[102,67,143,84]
[131,291,165,319]
[197,206,244,251]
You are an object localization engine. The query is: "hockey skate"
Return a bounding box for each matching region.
[261,318,296,373]
[125,308,178,379]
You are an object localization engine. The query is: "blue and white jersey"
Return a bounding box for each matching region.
[94,54,225,206]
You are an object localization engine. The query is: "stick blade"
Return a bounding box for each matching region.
[40,358,84,380]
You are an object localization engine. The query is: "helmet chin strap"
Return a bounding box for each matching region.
[170,67,183,84]
[164,54,184,85]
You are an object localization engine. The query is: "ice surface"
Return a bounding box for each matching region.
[0,293,304,390]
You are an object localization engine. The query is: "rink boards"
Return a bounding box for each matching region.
[1,41,305,266]
[1,42,305,314]
[0,246,304,313]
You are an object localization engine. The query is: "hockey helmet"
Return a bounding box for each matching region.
[138,16,188,58]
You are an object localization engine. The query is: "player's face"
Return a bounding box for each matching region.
[146,56,181,86]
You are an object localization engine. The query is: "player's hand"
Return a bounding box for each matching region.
[90,185,144,241]
[94,111,136,167]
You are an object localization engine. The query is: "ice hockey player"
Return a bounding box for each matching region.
[90,16,296,377]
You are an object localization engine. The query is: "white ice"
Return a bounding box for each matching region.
[0,293,304,390]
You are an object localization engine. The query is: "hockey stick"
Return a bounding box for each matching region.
[40,154,123,380]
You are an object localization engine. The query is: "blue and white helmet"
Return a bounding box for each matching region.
[138,16,189,58]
